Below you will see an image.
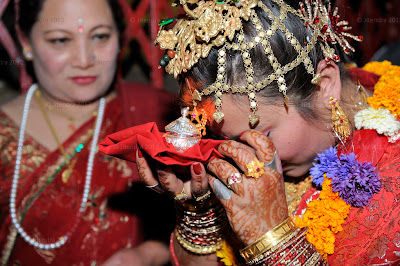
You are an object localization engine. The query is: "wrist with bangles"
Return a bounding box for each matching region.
[174,190,228,255]
[239,217,326,265]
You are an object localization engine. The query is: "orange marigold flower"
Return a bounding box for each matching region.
[367,64,400,117]
[295,178,351,259]
[362,60,392,76]
[216,240,238,266]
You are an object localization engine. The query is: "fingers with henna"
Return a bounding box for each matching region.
[207,158,244,195]
[217,140,257,172]
[240,130,284,175]
[239,130,276,163]
[136,149,157,185]
[190,163,209,199]
[156,163,188,196]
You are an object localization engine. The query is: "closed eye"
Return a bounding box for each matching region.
[48,38,70,45]
[93,33,110,41]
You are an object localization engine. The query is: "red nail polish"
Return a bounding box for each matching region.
[193,163,202,175]
[137,149,143,158]
[239,131,246,138]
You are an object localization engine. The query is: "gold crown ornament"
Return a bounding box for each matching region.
[156,0,362,126]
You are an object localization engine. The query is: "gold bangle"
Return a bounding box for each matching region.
[175,229,223,255]
[240,217,297,262]
[177,194,219,211]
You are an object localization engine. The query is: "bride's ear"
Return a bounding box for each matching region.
[315,60,342,110]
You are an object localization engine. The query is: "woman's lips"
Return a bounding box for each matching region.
[70,76,97,85]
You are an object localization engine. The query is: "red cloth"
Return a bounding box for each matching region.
[347,67,381,91]
[101,80,224,167]
[99,122,223,166]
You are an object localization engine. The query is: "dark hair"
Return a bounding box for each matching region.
[178,0,349,123]
[18,0,126,43]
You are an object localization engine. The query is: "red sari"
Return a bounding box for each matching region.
[0,82,176,265]
[329,130,400,265]
[295,69,400,265]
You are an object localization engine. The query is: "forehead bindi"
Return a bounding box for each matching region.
[36,0,114,32]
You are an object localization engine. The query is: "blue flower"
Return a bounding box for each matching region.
[331,153,381,207]
[310,147,341,186]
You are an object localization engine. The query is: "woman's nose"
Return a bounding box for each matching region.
[72,41,94,69]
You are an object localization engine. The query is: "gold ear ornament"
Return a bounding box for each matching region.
[329,97,350,142]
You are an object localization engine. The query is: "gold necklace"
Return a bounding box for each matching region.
[44,98,98,132]
[35,90,97,183]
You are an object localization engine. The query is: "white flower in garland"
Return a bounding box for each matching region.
[389,133,400,143]
[355,107,400,137]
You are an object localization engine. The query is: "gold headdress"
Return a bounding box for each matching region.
[156,0,362,126]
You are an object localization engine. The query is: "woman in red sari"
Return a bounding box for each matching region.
[135,0,400,265]
[0,0,175,265]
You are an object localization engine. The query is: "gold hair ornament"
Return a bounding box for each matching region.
[156,0,362,126]
[188,105,208,136]
[298,0,363,63]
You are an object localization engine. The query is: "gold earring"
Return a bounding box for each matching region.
[23,47,33,60]
[329,97,350,141]
[311,73,322,85]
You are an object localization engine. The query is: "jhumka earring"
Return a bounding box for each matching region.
[329,97,350,141]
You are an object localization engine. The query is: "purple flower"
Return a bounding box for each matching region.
[310,147,341,186]
[330,153,381,207]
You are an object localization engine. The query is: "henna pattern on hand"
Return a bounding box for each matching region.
[211,131,288,245]
[219,141,256,170]
[246,130,276,163]
[136,159,153,185]
[223,170,288,245]
[208,158,245,196]
[191,174,208,196]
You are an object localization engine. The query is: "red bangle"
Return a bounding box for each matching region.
[170,233,180,266]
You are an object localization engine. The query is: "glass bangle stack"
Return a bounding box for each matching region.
[175,196,228,255]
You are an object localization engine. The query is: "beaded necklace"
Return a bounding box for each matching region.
[9,84,106,250]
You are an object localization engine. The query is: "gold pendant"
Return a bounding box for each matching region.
[212,112,224,123]
[62,169,72,183]
[62,157,77,183]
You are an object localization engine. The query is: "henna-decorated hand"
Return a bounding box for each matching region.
[207,130,288,245]
[135,149,210,201]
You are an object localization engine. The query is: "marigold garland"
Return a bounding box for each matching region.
[216,240,238,266]
[362,60,392,76]
[363,61,400,118]
[296,146,381,259]
[295,178,350,259]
